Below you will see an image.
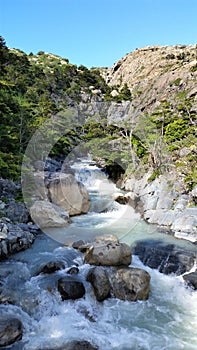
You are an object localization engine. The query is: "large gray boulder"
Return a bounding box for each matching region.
[48,173,90,216]
[84,241,131,266]
[0,317,23,347]
[30,200,70,228]
[110,267,151,301]
[172,208,197,242]
[132,240,196,275]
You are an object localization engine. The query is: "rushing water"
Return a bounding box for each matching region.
[1,159,197,350]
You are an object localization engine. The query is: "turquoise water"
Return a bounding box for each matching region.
[0,160,197,350]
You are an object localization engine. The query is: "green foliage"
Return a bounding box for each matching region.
[0,35,196,191]
[164,119,187,143]
[0,36,116,180]
[105,83,132,102]
[190,64,197,72]
[147,168,161,182]
[169,78,181,87]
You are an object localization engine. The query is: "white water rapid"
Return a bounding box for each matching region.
[0,159,197,350]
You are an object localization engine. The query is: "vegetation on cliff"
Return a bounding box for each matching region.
[0,37,196,190]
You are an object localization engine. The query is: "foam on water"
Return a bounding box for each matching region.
[1,159,197,349]
[2,253,197,349]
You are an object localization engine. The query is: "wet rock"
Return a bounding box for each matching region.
[0,224,35,260]
[87,266,111,301]
[84,241,131,266]
[114,193,130,205]
[72,240,90,253]
[0,317,23,347]
[30,200,70,228]
[48,173,90,216]
[45,340,98,350]
[110,267,151,301]
[183,271,197,290]
[58,276,85,300]
[132,240,196,275]
[67,266,79,275]
[37,261,65,275]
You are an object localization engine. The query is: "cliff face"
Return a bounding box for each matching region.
[101,45,197,117]
[99,45,197,242]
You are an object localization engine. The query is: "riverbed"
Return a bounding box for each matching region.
[0,159,197,349]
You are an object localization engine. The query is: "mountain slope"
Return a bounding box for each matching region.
[102,44,197,116]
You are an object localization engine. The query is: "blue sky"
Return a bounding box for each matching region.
[0,0,197,68]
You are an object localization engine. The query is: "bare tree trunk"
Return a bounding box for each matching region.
[120,128,138,170]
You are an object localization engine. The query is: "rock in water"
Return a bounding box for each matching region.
[85,241,131,266]
[0,317,23,347]
[48,173,90,216]
[58,277,85,300]
[110,267,151,301]
[30,200,70,228]
[45,340,98,350]
[183,271,197,290]
[36,260,65,275]
[87,266,111,301]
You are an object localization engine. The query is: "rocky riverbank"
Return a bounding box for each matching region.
[116,171,197,243]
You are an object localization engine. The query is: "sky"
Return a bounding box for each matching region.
[0,0,197,68]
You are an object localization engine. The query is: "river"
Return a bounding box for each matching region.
[0,159,197,349]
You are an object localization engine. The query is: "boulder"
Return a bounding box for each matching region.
[84,241,131,266]
[67,266,79,275]
[172,208,197,243]
[37,261,65,275]
[45,340,98,350]
[58,277,85,300]
[5,202,29,223]
[144,209,177,226]
[183,271,197,290]
[48,173,90,216]
[114,193,130,205]
[86,267,111,301]
[32,172,49,200]
[0,225,35,260]
[110,267,151,301]
[30,200,70,228]
[94,234,119,245]
[0,317,23,347]
[132,240,196,275]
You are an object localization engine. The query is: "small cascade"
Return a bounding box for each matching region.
[0,158,197,349]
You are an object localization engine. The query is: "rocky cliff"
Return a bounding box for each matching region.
[101,44,197,117]
[99,45,197,242]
